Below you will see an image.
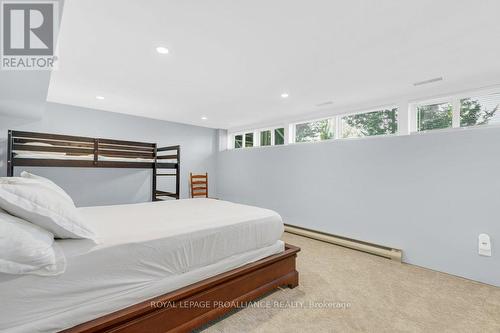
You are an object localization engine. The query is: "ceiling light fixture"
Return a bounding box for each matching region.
[201,116,208,120]
[281,92,289,98]
[156,46,169,54]
[95,95,105,100]
[413,77,443,86]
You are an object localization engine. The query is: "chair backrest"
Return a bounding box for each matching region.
[190,172,208,198]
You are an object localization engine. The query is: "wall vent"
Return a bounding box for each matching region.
[316,101,333,107]
[413,77,443,86]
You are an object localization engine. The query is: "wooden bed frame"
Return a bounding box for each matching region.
[62,244,300,333]
[5,130,301,332]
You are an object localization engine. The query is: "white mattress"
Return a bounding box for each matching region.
[99,155,156,163]
[0,199,284,332]
[13,152,169,163]
[14,151,94,160]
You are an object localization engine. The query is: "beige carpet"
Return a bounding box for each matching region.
[200,232,500,333]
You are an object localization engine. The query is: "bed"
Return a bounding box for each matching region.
[3,130,300,333]
[7,130,181,200]
[0,199,296,332]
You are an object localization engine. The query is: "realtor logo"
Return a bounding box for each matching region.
[1,0,59,70]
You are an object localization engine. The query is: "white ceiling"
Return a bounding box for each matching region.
[47,0,500,130]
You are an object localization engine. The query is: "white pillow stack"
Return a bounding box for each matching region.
[0,173,95,239]
[0,209,66,276]
[0,172,95,275]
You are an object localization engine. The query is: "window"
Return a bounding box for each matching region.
[417,102,452,131]
[234,134,243,148]
[245,132,254,147]
[295,119,334,143]
[460,93,500,127]
[230,87,500,150]
[260,130,271,146]
[342,108,398,138]
[233,128,284,149]
[274,128,285,145]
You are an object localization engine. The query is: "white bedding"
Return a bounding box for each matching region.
[0,199,284,332]
[13,152,167,163]
[14,151,94,160]
[99,155,155,162]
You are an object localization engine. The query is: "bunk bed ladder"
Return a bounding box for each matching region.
[7,130,13,177]
[153,145,180,201]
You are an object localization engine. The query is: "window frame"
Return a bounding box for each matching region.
[230,125,287,149]
[273,127,286,145]
[259,129,272,146]
[233,134,243,149]
[291,117,336,144]
[339,105,399,139]
[228,86,500,149]
[412,98,454,133]
[231,131,256,149]
[410,87,500,133]
[459,91,500,128]
[244,132,254,148]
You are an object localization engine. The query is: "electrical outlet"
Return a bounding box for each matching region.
[479,234,491,257]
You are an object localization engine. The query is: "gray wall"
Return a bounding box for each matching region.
[1,101,498,286]
[217,127,500,286]
[0,0,64,127]
[0,102,218,206]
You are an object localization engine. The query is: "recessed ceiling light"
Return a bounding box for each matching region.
[95,95,105,100]
[201,116,208,120]
[281,92,289,98]
[413,77,443,86]
[156,46,169,54]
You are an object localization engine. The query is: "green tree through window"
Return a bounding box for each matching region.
[417,103,452,131]
[234,95,498,149]
[260,130,271,146]
[245,133,253,147]
[295,119,334,142]
[342,108,398,138]
[274,128,285,145]
[460,98,499,127]
[234,135,242,148]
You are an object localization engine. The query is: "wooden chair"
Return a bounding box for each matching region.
[190,172,208,198]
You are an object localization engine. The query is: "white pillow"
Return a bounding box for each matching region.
[0,177,95,239]
[0,209,66,276]
[20,171,75,205]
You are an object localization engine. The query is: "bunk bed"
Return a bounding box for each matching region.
[2,130,300,333]
[6,130,180,201]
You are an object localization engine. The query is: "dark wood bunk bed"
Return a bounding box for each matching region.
[6,130,300,333]
[7,130,180,201]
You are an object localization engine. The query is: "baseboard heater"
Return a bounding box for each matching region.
[284,224,402,262]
